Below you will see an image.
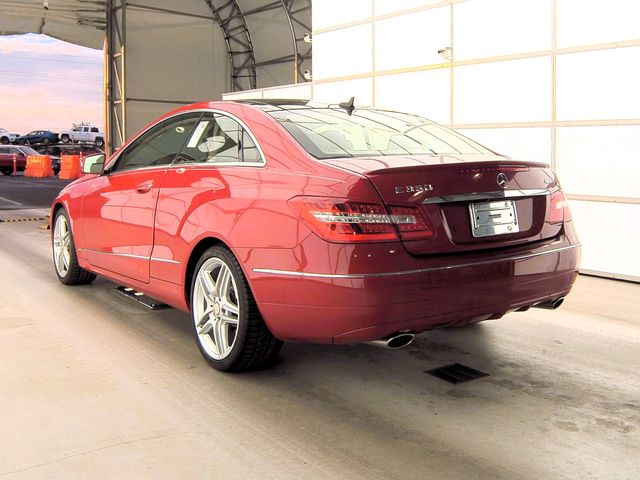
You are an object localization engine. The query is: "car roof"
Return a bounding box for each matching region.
[231,99,332,111]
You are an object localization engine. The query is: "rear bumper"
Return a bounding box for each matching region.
[246,233,580,344]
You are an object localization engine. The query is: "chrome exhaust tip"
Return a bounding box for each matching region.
[365,332,415,349]
[534,297,565,310]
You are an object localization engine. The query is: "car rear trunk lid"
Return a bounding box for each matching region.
[323,154,562,255]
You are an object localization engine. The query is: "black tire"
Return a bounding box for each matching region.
[42,138,50,145]
[17,139,25,145]
[95,137,104,147]
[60,135,70,144]
[1,168,13,175]
[190,246,282,372]
[0,137,8,145]
[52,209,96,285]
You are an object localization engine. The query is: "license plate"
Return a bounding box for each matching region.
[469,200,519,238]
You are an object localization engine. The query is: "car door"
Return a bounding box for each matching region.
[151,111,265,284]
[80,112,202,283]
[0,147,9,169]
[79,127,89,142]
[70,127,80,142]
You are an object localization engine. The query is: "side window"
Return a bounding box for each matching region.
[91,127,98,133]
[175,112,263,164]
[111,113,201,172]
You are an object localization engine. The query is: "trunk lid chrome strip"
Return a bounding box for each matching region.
[422,188,549,204]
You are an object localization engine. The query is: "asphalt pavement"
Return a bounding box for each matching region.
[0,174,73,211]
[0,216,639,479]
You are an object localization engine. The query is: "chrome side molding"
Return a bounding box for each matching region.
[79,248,180,264]
[422,188,549,204]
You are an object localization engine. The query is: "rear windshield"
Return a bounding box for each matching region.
[19,146,39,155]
[265,107,492,159]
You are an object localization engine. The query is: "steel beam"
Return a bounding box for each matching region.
[105,1,313,149]
[258,0,312,83]
[204,0,257,91]
[106,0,127,152]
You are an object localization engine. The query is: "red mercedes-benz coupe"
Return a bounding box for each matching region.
[51,100,580,371]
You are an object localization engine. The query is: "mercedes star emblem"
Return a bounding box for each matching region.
[497,173,509,189]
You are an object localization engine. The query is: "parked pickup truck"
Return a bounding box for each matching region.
[59,126,105,146]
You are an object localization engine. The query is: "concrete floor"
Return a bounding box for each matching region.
[1,211,638,480]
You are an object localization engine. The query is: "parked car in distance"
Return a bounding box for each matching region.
[18,130,59,146]
[59,125,105,147]
[0,128,20,145]
[0,145,40,174]
[51,100,580,372]
[35,144,104,158]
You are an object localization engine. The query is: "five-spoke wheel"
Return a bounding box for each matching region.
[191,246,282,371]
[53,214,72,278]
[193,257,241,360]
[52,209,96,285]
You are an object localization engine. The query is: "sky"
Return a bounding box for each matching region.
[0,33,103,134]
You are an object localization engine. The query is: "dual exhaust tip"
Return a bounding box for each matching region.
[534,297,565,310]
[365,332,415,349]
[364,297,565,349]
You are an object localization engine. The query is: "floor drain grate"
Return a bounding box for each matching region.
[114,286,169,310]
[425,363,489,384]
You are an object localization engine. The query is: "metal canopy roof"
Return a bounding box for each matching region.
[0,0,312,90]
[0,0,105,47]
[0,0,312,150]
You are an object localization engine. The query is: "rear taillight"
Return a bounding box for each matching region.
[289,197,433,243]
[549,190,571,223]
[388,205,434,240]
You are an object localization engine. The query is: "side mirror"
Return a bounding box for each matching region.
[82,154,105,174]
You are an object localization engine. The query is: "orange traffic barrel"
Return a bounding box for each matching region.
[58,154,82,180]
[24,155,53,178]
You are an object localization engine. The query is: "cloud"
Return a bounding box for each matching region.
[0,34,103,133]
[0,33,102,58]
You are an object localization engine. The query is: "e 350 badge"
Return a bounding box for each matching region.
[394,184,434,194]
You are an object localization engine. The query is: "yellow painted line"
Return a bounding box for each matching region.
[0,217,48,223]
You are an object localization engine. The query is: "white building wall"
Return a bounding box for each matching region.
[226,0,640,281]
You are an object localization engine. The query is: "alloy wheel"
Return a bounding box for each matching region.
[53,214,71,277]
[193,257,241,360]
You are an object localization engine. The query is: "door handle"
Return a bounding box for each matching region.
[135,182,153,194]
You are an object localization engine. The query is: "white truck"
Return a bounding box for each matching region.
[0,128,20,145]
[59,126,105,147]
